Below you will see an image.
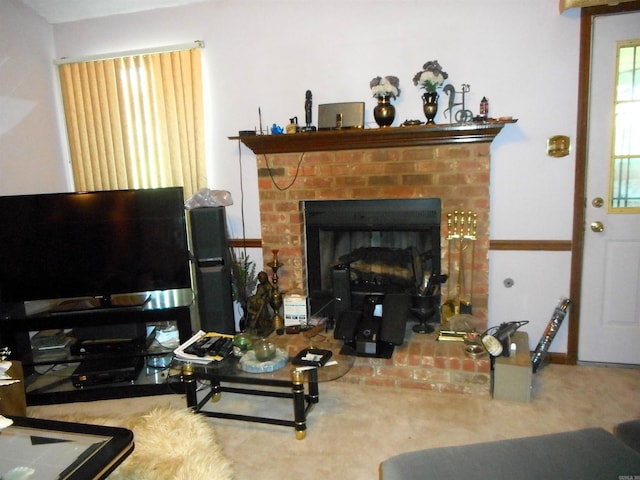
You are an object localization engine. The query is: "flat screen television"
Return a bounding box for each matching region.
[0,187,191,308]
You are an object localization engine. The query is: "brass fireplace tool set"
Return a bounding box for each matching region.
[441,210,477,323]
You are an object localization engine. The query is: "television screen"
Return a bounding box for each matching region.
[0,187,191,304]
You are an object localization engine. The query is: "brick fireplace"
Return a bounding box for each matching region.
[236,123,513,394]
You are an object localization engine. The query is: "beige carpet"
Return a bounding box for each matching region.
[28,363,640,480]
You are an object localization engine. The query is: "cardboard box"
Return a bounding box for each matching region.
[493,331,532,402]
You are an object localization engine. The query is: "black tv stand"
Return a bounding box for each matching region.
[0,289,194,405]
[49,293,152,314]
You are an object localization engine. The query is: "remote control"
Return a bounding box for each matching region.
[216,338,234,358]
[206,337,226,355]
[184,335,220,357]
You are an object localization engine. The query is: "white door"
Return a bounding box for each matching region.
[579,10,640,365]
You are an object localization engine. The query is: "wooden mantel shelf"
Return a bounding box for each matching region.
[229,120,517,155]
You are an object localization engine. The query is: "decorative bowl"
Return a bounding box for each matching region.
[464,343,487,359]
[232,334,253,357]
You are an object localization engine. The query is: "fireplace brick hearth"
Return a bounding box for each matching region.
[270,325,491,395]
[345,331,491,395]
[237,123,512,394]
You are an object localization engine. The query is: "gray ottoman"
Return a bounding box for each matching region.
[380,427,640,480]
[615,420,640,454]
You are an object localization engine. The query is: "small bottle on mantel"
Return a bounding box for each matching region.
[479,96,489,119]
[286,117,299,134]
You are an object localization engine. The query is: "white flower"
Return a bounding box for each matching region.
[419,71,444,86]
[370,75,401,99]
[372,81,398,99]
[413,60,449,93]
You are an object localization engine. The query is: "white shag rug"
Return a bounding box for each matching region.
[53,407,234,480]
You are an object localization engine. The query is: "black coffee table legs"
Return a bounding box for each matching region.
[182,364,318,439]
[292,367,319,439]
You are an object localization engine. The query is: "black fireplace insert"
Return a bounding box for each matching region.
[303,198,442,323]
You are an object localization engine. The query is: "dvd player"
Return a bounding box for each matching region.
[72,356,144,388]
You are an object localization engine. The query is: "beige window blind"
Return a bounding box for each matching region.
[57,45,206,198]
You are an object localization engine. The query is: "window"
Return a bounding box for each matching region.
[57,45,206,198]
[610,40,640,211]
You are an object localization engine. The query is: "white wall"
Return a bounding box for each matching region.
[5,0,583,352]
[0,0,68,194]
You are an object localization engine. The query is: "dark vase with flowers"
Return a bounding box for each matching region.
[422,92,439,124]
[373,96,395,127]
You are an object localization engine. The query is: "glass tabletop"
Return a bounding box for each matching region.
[172,332,355,383]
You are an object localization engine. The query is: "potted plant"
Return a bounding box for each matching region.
[369,75,401,127]
[229,249,257,332]
[413,60,448,124]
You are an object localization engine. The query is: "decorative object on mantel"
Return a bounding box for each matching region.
[422,92,439,124]
[443,84,474,124]
[401,119,423,126]
[301,90,317,132]
[413,60,448,124]
[480,96,489,120]
[286,116,300,134]
[370,75,401,128]
[373,97,396,128]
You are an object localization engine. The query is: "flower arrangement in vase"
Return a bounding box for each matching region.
[370,75,400,127]
[413,60,448,124]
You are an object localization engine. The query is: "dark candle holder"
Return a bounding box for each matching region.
[268,250,285,334]
[411,294,438,334]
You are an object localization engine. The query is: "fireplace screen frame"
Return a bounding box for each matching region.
[302,198,442,317]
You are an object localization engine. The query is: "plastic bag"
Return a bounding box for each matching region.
[185,189,233,209]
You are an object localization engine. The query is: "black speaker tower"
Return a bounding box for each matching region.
[188,207,235,334]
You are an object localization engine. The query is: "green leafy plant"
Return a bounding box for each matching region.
[229,249,257,308]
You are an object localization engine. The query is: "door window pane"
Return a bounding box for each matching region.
[610,41,640,210]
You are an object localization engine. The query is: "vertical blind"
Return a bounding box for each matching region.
[57,46,206,198]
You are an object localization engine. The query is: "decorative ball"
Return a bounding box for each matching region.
[253,338,276,362]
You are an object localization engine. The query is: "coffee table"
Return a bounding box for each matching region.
[0,416,133,479]
[176,337,354,439]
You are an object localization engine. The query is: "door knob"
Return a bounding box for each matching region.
[590,221,604,233]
